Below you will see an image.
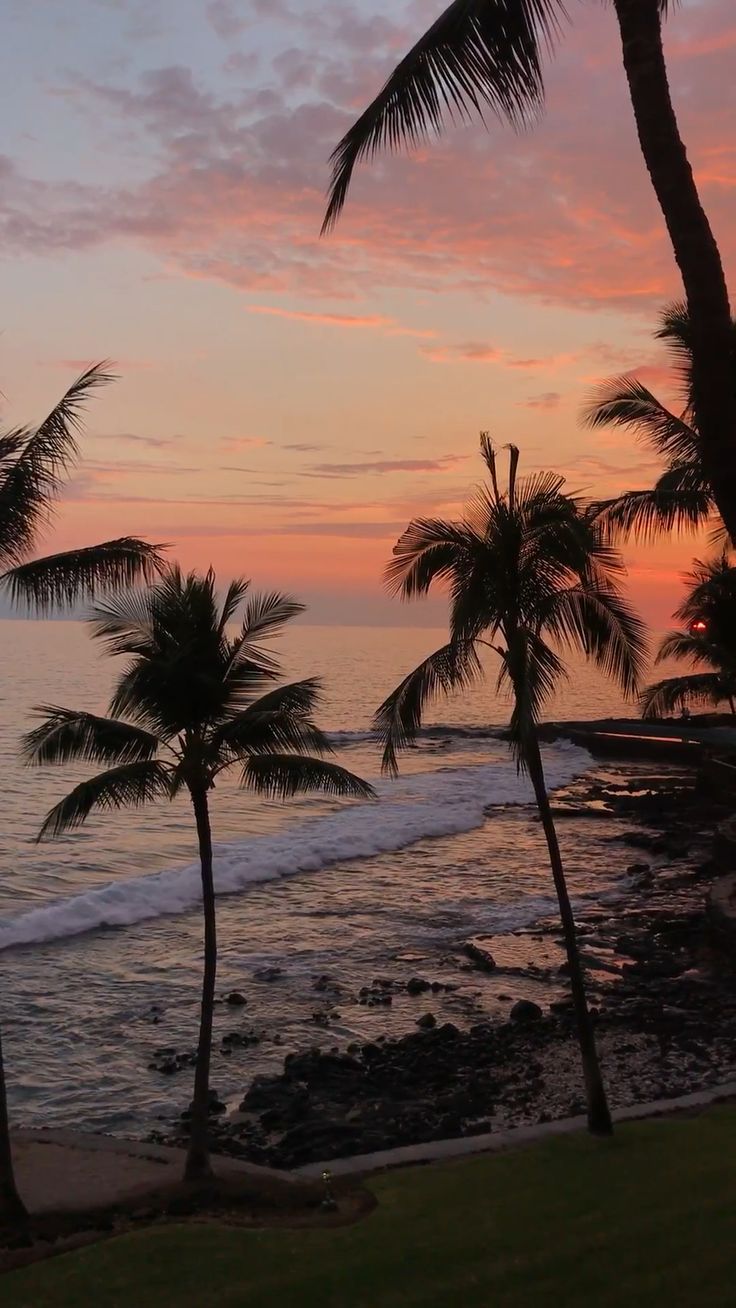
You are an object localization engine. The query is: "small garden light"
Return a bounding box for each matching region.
[321,1169,337,1213]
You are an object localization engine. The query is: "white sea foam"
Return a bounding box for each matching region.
[0,742,591,952]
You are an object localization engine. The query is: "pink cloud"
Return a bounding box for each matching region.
[519,392,562,411]
[2,1,735,321]
[307,454,469,478]
[248,304,435,338]
[420,342,578,370]
[219,436,272,451]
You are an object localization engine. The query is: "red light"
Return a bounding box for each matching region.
[690,620,707,633]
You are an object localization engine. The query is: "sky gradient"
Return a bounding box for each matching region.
[2,0,734,625]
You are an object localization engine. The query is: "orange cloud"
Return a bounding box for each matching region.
[420,342,579,370]
[248,304,435,338]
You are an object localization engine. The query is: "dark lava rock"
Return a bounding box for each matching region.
[221,1030,260,1050]
[416,1012,437,1030]
[509,1000,543,1024]
[406,977,432,995]
[463,942,497,973]
[241,1074,307,1114]
[225,991,247,1006]
[253,967,283,983]
[277,1120,366,1167]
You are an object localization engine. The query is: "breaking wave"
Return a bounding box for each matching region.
[0,742,591,952]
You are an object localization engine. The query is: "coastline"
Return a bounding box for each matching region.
[148,755,736,1168]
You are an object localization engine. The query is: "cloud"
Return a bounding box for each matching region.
[4,2,735,317]
[307,454,468,478]
[519,392,562,410]
[96,431,175,449]
[165,519,409,540]
[282,441,327,452]
[206,0,249,40]
[219,436,272,450]
[420,342,578,370]
[248,304,435,338]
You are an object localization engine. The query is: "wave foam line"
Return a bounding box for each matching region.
[0,743,591,951]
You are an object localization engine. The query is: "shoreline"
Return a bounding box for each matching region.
[148,756,736,1169]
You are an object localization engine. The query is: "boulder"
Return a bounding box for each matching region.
[225,991,247,1006]
[416,1012,437,1030]
[509,999,543,1024]
[463,942,497,973]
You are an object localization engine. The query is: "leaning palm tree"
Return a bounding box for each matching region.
[321,0,736,546]
[23,567,374,1183]
[375,436,646,1136]
[582,303,735,543]
[641,554,736,718]
[0,364,163,1225]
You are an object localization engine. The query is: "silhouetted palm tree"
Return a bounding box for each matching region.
[24,568,374,1183]
[0,364,163,1225]
[583,303,735,543]
[642,554,736,718]
[321,1,736,545]
[375,437,646,1135]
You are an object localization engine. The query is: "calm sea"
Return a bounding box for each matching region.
[0,620,662,1135]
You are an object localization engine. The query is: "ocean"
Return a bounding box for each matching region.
[0,619,661,1137]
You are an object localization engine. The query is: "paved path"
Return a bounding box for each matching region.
[12,1130,299,1215]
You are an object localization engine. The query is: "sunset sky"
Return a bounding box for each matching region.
[2,0,734,625]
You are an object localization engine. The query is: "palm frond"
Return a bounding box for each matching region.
[374,640,483,775]
[218,577,250,634]
[240,591,305,643]
[322,0,567,231]
[210,679,330,760]
[2,538,165,611]
[36,760,174,840]
[589,483,712,543]
[544,583,648,698]
[241,754,375,801]
[0,363,115,569]
[656,629,725,669]
[580,375,698,463]
[386,517,474,599]
[88,587,159,655]
[22,707,161,768]
[640,673,733,720]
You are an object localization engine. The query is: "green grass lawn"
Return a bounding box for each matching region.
[6,1109,736,1307]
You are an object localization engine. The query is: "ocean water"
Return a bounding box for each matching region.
[0,619,657,1135]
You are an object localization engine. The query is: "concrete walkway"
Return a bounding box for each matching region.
[13,1130,300,1215]
[296,1079,736,1179]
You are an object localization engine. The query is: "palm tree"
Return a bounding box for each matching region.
[641,554,736,718]
[0,364,163,1225]
[583,303,735,543]
[321,0,736,546]
[375,436,646,1135]
[23,567,374,1183]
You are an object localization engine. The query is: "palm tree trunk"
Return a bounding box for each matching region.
[0,1020,27,1223]
[184,786,217,1183]
[525,733,613,1137]
[613,0,736,544]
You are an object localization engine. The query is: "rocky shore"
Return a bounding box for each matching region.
[150,761,736,1168]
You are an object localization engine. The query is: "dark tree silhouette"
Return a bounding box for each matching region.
[0,364,163,1225]
[642,554,736,718]
[376,437,646,1135]
[24,568,374,1182]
